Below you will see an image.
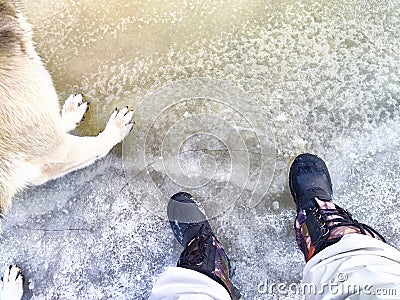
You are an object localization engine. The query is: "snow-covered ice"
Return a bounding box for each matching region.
[0,0,399,299]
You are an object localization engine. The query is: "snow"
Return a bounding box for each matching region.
[0,0,399,299]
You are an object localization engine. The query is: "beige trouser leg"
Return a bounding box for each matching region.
[303,234,400,299]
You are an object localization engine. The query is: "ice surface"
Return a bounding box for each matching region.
[0,0,399,299]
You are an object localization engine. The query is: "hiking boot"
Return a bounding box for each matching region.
[289,153,386,261]
[167,192,241,299]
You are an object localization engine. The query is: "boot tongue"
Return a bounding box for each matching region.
[298,187,332,209]
[301,199,316,212]
[183,223,213,247]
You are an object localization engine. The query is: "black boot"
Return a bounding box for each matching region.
[289,153,386,261]
[167,192,241,299]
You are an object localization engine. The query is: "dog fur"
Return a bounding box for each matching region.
[0,1,134,298]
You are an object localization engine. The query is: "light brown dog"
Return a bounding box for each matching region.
[0,1,134,298]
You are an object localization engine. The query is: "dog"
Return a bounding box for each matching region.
[0,1,134,298]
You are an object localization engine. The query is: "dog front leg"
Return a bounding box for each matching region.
[32,107,134,185]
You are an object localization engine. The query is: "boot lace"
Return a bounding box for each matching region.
[318,205,386,242]
[178,225,212,267]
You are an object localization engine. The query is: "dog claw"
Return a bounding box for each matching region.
[62,94,90,132]
[102,106,135,144]
[0,265,24,300]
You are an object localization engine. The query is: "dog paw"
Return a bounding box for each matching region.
[61,93,89,132]
[0,265,24,300]
[101,106,134,145]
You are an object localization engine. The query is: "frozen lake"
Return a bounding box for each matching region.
[0,0,399,299]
